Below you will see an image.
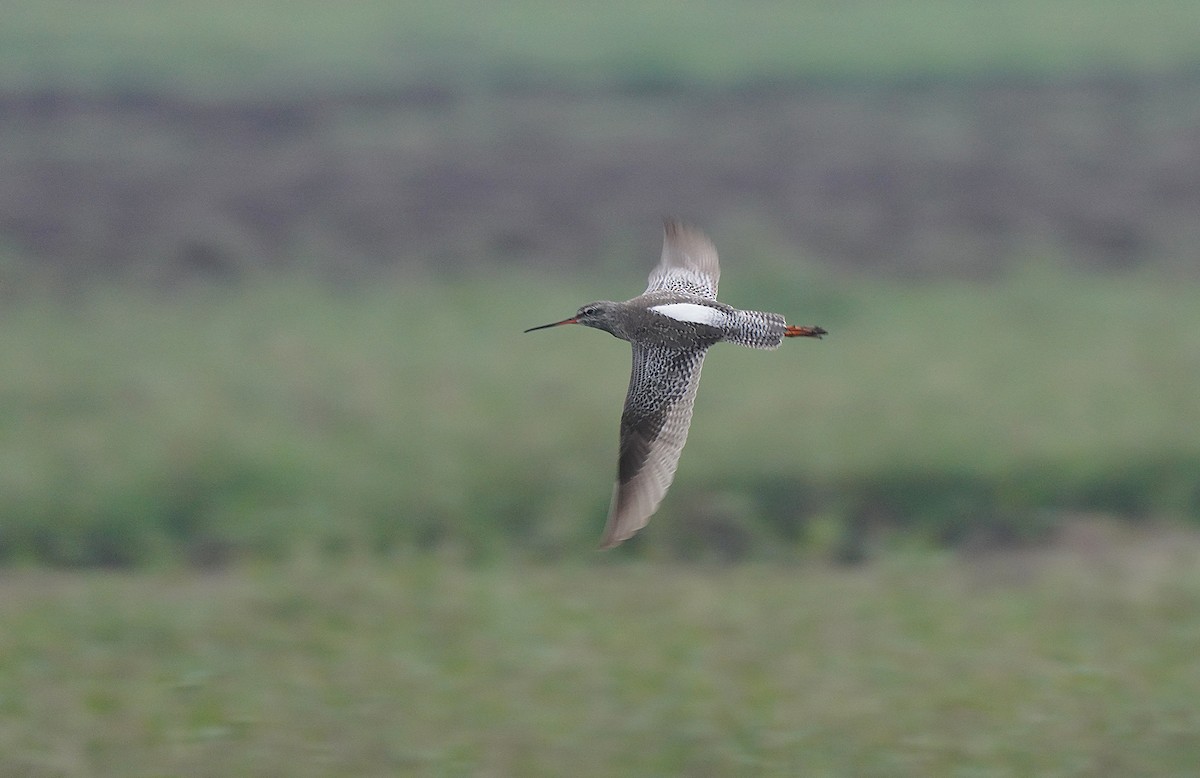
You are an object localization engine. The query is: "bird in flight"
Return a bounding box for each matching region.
[525,220,826,548]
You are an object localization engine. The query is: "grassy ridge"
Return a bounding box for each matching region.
[2,538,1199,775]
[4,1,1200,95]
[2,268,1198,565]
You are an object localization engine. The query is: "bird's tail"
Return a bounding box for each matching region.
[724,310,790,350]
[727,312,826,349]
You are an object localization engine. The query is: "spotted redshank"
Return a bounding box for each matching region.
[525,220,826,549]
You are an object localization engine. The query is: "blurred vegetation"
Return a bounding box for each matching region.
[1,268,1197,566]
[5,1,1200,95]
[3,538,1200,775]
[3,4,1200,773]
[3,2,1200,283]
[2,2,1200,565]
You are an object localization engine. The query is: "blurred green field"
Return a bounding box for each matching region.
[5,0,1200,95]
[3,533,1199,776]
[4,3,1200,772]
[3,267,1198,565]
[4,3,1200,774]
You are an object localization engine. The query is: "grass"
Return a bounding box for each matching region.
[4,1,1200,96]
[1,266,1199,564]
[5,8,1199,768]
[2,529,1199,776]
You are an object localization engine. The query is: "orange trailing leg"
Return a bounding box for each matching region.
[784,325,827,339]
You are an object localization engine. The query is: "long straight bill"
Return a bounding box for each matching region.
[523,317,578,333]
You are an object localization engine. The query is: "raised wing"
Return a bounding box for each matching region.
[645,219,720,299]
[600,342,709,548]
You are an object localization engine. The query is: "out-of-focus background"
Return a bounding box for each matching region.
[3,2,1200,774]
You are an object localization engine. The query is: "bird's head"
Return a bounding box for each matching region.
[524,301,620,335]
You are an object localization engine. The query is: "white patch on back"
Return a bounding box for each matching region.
[649,302,724,326]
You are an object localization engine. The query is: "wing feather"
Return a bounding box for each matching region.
[599,343,708,548]
[645,219,720,299]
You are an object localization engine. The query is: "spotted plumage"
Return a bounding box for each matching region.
[525,220,826,548]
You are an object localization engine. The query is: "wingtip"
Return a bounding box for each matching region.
[598,528,634,550]
[599,482,641,549]
[664,215,710,233]
[659,218,718,263]
[598,511,627,550]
